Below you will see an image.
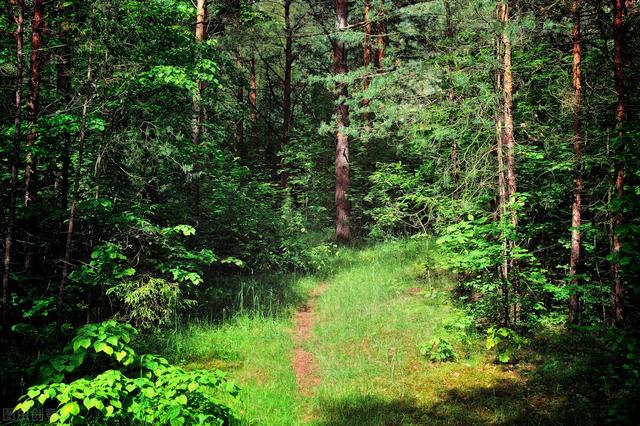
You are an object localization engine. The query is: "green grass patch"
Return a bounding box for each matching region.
[145,238,611,425]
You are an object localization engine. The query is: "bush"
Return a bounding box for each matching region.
[15,320,238,425]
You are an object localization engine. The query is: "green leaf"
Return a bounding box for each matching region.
[175,394,188,405]
[73,337,92,352]
[60,401,80,417]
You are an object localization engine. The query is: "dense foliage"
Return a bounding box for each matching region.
[1,0,638,423]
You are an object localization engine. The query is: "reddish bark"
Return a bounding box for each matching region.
[611,0,626,325]
[190,0,207,211]
[362,0,372,126]
[24,0,45,207]
[568,0,583,324]
[333,0,351,242]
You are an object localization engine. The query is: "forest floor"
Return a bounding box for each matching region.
[154,239,609,425]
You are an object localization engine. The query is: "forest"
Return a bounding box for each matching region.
[0,0,639,424]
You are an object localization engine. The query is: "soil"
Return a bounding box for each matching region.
[291,284,327,396]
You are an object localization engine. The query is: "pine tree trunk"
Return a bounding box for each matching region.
[190,0,207,211]
[610,0,626,325]
[58,74,90,336]
[24,0,45,207]
[248,55,258,152]
[373,2,386,70]
[281,0,293,188]
[495,1,510,325]
[568,0,583,324]
[499,1,517,228]
[57,7,72,211]
[3,0,25,323]
[334,0,351,243]
[362,0,372,126]
[22,0,46,274]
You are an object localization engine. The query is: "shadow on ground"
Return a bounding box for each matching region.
[315,329,623,426]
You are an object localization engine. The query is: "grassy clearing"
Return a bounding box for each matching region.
[149,239,608,425]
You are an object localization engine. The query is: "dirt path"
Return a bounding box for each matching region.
[291,283,327,396]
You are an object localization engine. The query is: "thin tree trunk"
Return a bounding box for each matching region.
[362,0,372,126]
[374,2,387,70]
[610,0,626,325]
[22,0,46,274]
[24,0,45,207]
[57,3,72,211]
[444,0,458,197]
[495,1,510,325]
[57,67,91,336]
[568,0,583,324]
[3,0,25,323]
[248,55,258,154]
[281,0,293,188]
[499,1,517,228]
[190,0,207,211]
[334,0,351,242]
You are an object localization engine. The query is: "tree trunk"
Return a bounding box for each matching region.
[57,83,90,337]
[248,55,258,153]
[498,1,517,228]
[281,0,293,188]
[362,0,372,126]
[24,0,45,207]
[495,1,510,325]
[610,0,626,325]
[568,0,583,324]
[3,0,25,323]
[374,2,387,70]
[57,3,72,211]
[190,0,207,211]
[334,0,351,242]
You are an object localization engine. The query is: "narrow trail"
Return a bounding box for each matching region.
[291,283,327,396]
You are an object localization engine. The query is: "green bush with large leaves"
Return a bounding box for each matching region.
[16,320,239,425]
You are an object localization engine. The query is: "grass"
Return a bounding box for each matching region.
[148,238,612,425]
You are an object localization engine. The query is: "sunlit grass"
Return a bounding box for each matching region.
[149,238,608,425]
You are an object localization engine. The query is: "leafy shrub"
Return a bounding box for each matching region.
[16,320,238,425]
[419,337,458,362]
[485,326,529,364]
[108,277,195,330]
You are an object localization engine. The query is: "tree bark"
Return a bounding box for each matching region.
[362,0,372,126]
[373,2,387,70]
[495,1,510,325]
[498,1,517,228]
[333,0,351,242]
[24,0,45,207]
[248,55,258,153]
[57,3,72,211]
[568,0,583,324]
[57,73,90,336]
[610,0,626,325]
[281,0,293,188]
[190,0,207,211]
[3,0,25,323]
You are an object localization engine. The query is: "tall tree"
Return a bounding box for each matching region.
[498,0,517,228]
[568,0,583,324]
[610,0,626,325]
[3,0,25,323]
[282,0,294,188]
[56,1,72,211]
[190,0,207,211]
[333,0,350,242]
[24,0,45,207]
[57,60,91,336]
[362,0,372,126]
